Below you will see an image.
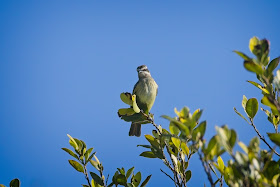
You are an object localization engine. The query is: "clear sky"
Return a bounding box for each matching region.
[0,1,280,186]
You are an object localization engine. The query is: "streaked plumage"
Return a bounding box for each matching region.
[129,65,158,137]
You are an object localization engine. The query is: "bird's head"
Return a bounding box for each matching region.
[137,65,151,78]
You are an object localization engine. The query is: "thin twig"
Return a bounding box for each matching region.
[250,119,280,157]
[160,168,175,182]
[141,111,181,186]
[198,151,214,187]
[83,164,92,187]
[219,175,223,187]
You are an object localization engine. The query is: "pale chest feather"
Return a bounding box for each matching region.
[133,78,158,110]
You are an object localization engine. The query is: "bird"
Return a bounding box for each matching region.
[129,65,158,137]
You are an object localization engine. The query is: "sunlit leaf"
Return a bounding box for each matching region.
[67,134,78,150]
[126,167,134,179]
[171,137,181,149]
[181,142,189,155]
[233,50,251,61]
[161,115,190,136]
[233,107,250,124]
[140,151,157,158]
[132,94,141,113]
[120,92,133,106]
[62,148,79,160]
[217,156,224,171]
[261,96,279,115]
[249,36,259,54]
[245,98,258,118]
[244,61,264,75]
[68,160,84,173]
[140,175,151,187]
[267,133,280,146]
[118,108,135,116]
[267,57,280,74]
[169,122,180,136]
[247,80,269,94]
[238,141,248,154]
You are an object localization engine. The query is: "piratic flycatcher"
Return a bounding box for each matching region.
[129,65,158,137]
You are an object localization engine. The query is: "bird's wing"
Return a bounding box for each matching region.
[132,80,140,94]
[156,86,158,96]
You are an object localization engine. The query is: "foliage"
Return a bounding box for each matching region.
[0,179,20,187]
[62,134,151,187]
[2,36,279,186]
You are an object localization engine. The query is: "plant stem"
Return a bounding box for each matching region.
[198,151,214,187]
[83,163,92,187]
[250,119,280,157]
[141,111,181,187]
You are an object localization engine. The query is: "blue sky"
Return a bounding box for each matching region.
[0,1,280,186]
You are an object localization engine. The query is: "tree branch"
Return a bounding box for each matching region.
[198,151,214,187]
[250,119,280,157]
[140,111,181,187]
[83,164,92,187]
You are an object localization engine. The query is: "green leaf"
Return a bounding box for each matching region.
[137,145,151,149]
[242,95,248,110]
[90,172,104,186]
[132,94,141,113]
[192,121,206,140]
[171,137,180,149]
[245,98,258,118]
[247,80,269,94]
[206,136,217,154]
[86,151,95,164]
[140,175,152,187]
[120,92,133,106]
[161,115,190,136]
[229,129,237,148]
[62,148,79,160]
[169,122,180,135]
[233,107,250,124]
[217,156,224,171]
[132,172,141,187]
[233,50,251,61]
[139,151,157,158]
[67,134,78,150]
[261,96,279,115]
[185,170,192,182]
[244,61,264,75]
[116,174,127,185]
[249,36,259,54]
[73,138,83,152]
[267,133,280,146]
[238,141,248,154]
[10,179,20,187]
[90,160,100,171]
[118,108,135,116]
[126,167,134,179]
[181,142,189,155]
[68,160,84,173]
[267,57,280,74]
[144,135,160,149]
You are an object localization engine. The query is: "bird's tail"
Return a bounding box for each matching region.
[129,123,141,137]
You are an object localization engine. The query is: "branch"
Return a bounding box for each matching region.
[140,111,181,186]
[160,169,175,183]
[197,151,214,187]
[83,163,92,187]
[250,119,280,157]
